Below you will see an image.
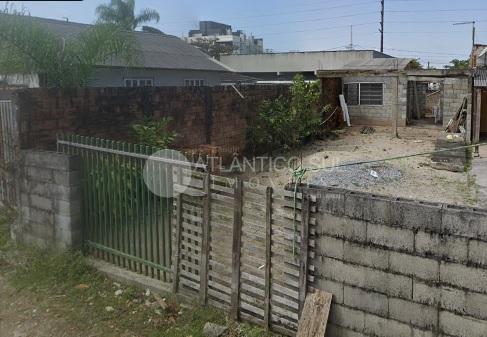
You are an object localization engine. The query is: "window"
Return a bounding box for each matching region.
[185,79,205,87]
[125,78,153,87]
[344,82,383,106]
[344,83,359,105]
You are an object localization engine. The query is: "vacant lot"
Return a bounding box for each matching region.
[238,126,480,207]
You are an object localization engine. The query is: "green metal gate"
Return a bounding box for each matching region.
[57,135,202,281]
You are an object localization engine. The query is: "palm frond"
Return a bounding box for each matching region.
[0,13,140,87]
[133,8,160,29]
[0,14,61,77]
[95,0,159,30]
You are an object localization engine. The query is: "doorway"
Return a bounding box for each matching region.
[407,81,442,126]
[481,90,487,140]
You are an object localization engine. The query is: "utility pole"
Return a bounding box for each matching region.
[380,0,384,52]
[453,21,476,48]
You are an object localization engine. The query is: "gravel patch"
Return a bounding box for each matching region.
[308,163,402,188]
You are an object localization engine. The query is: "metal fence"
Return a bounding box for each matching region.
[57,135,205,282]
[58,134,316,335]
[0,100,18,206]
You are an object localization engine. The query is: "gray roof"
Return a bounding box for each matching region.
[23,15,227,72]
[341,58,414,71]
[474,68,487,87]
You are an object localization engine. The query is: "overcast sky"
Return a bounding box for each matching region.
[4,0,487,67]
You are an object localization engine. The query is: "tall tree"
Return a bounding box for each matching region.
[96,0,160,31]
[444,59,470,70]
[408,59,423,70]
[190,38,236,60]
[0,13,139,87]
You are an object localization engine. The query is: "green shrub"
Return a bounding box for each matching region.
[246,74,323,154]
[132,117,177,149]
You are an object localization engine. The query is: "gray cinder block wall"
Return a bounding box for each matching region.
[304,186,487,337]
[11,150,82,249]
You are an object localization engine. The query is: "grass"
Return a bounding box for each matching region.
[0,207,274,337]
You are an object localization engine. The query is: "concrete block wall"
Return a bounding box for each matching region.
[304,186,487,337]
[12,150,82,250]
[342,75,407,127]
[441,77,471,141]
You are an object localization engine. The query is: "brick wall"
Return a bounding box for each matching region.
[12,150,82,249]
[11,85,289,155]
[303,186,487,337]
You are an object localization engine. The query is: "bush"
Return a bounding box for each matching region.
[132,117,177,149]
[246,74,322,154]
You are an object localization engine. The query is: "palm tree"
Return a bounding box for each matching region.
[96,0,160,31]
[0,13,139,87]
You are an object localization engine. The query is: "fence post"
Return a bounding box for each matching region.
[199,172,211,304]
[298,193,310,317]
[264,186,273,331]
[230,178,243,320]
[172,195,183,293]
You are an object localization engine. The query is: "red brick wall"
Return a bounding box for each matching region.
[12,85,290,154]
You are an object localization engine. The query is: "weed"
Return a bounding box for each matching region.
[5,247,274,337]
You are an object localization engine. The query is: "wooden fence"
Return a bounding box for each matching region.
[0,100,18,206]
[172,169,317,335]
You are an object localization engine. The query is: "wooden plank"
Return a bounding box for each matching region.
[264,186,272,331]
[172,194,183,293]
[298,193,310,316]
[296,290,332,337]
[199,172,211,304]
[230,178,243,320]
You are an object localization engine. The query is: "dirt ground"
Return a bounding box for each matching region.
[238,126,481,207]
[0,274,94,337]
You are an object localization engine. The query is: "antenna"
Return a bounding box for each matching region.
[347,25,355,50]
[453,21,475,47]
[380,0,384,52]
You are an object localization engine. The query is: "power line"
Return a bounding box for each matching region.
[237,11,379,30]
[257,20,378,36]
[389,8,487,13]
[160,0,379,25]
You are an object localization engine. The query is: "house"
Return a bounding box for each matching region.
[184,21,264,55]
[219,50,393,83]
[317,58,471,138]
[0,15,239,88]
[472,44,487,143]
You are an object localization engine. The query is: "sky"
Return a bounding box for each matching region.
[3,0,487,67]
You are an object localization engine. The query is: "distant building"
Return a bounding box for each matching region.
[0,15,248,88]
[220,50,393,83]
[185,21,264,55]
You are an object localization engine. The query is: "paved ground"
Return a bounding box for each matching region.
[472,146,487,208]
